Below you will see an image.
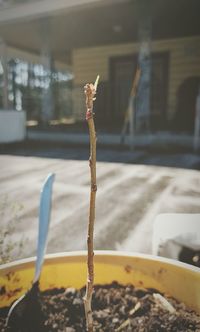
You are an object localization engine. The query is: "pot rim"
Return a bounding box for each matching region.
[1,250,200,273]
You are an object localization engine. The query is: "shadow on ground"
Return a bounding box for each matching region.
[0,140,200,170]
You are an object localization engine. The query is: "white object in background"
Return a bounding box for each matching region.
[152,213,200,260]
[0,110,26,143]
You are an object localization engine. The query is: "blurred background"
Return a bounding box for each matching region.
[0,0,200,265]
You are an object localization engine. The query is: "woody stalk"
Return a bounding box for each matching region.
[84,76,99,332]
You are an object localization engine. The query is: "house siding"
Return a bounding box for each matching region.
[72,36,200,122]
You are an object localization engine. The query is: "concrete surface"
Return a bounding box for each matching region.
[1,154,200,262]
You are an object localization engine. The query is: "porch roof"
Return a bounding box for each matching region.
[0,0,200,64]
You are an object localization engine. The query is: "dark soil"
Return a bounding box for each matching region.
[0,282,200,332]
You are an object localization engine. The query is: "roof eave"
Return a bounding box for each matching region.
[0,0,127,25]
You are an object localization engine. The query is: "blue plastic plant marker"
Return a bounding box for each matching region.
[34,173,55,283]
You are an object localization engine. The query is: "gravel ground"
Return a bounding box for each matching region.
[0,152,200,262]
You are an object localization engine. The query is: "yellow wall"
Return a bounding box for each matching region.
[72,35,200,121]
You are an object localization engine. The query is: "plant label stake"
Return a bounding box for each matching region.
[6,173,55,331]
[83,76,99,332]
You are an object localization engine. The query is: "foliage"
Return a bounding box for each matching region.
[0,195,26,264]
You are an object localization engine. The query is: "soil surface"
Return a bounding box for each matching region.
[0,282,200,331]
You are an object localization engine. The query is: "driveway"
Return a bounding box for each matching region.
[1,154,200,263]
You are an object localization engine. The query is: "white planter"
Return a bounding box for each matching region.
[0,110,26,143]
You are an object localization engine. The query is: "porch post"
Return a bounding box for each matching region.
[40,20,54,126]
[0,38,9,109]
[194,86,200,151]
[136,0,152,133]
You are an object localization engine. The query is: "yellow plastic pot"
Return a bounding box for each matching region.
[0,251,200,313]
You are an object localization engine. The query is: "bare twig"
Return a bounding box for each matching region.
[83,77,99,332]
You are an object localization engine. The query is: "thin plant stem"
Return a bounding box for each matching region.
[83,81,98,332]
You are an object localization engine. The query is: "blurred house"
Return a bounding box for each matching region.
[0,0,200,136]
